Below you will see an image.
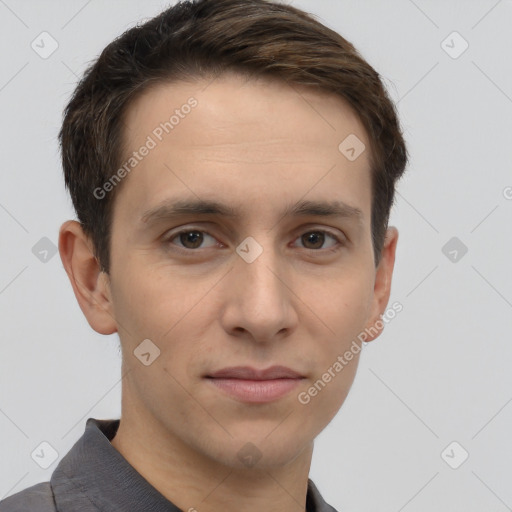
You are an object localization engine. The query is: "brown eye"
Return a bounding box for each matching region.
[296,230,339,250]
[167,229,218,250]
[302,231,325,249]
[179,231,204,249]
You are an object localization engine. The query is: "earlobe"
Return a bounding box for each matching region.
[363,226,399,343]
[58,220,118,335]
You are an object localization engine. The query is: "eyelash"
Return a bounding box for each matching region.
[163,227,345,254]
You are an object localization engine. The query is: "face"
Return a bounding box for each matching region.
[100,73,395,469]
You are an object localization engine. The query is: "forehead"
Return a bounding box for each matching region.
[124,72,369,152]
[116,72,372,222]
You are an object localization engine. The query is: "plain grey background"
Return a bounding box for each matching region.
[1,0,511,510]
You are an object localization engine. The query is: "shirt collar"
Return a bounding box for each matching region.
[51,417,337,512]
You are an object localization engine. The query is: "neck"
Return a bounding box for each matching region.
[110,405,314,512]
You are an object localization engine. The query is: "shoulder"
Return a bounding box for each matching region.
[0,481,56,511]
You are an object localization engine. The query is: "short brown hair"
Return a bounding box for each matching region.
[60,0,408,273]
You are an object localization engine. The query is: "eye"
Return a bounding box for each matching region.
[167,229,219,250]
[292,230,341,251]
[163,227,343,254]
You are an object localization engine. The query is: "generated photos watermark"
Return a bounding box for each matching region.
[93,97,198,200]
[297,301,403,405]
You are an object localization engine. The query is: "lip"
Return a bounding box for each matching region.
[206,365,304,380]
[205,366,305,403]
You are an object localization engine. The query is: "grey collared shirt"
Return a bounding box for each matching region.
[0,418,338,511]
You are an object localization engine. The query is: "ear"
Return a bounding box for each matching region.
[363,226,399,343]
[58,220,118,335]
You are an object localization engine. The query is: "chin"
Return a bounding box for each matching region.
[210,432,311,471]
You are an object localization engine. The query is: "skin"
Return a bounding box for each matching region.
[59,72,398,512]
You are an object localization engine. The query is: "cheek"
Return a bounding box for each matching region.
[301,262,374,338]
[300,264,373,396]
[300,277,371,422]
[108,258,162,343]
[109,261,218,348]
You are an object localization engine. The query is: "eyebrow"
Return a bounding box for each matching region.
[141,198,364,225]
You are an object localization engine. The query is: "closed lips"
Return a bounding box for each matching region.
[206,365,305,380]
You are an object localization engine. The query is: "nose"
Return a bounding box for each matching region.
[219,240,299,343]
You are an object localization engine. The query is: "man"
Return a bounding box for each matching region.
[0,0,407,510]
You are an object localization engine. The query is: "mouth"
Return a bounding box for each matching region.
[204,365,306,403]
